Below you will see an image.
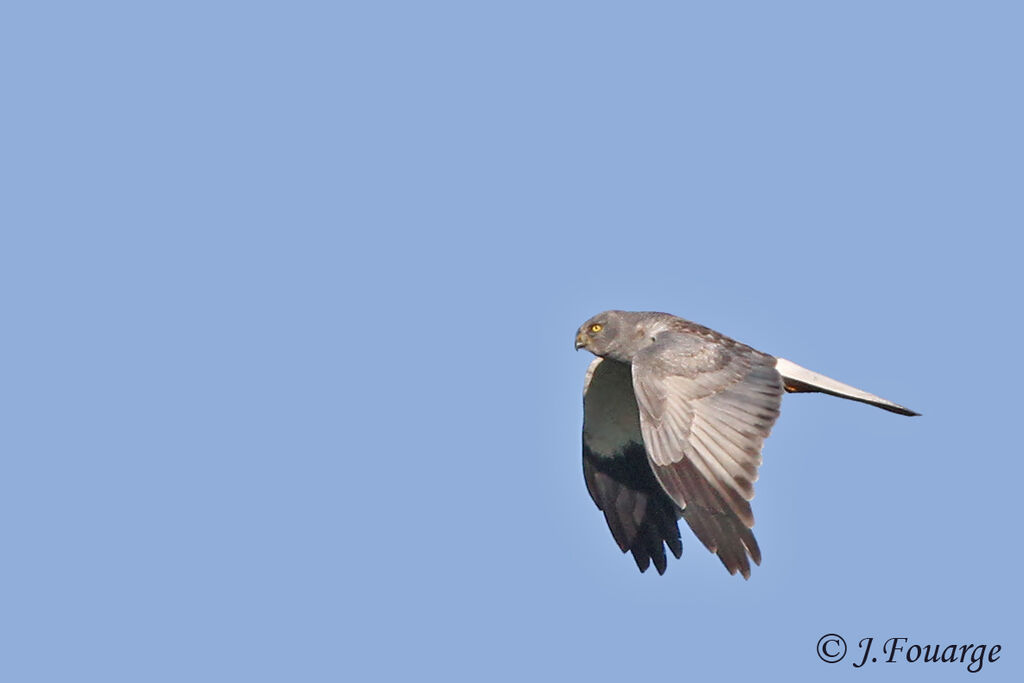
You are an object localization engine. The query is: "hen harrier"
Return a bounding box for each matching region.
[575,309,917,578]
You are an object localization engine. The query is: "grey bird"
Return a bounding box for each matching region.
[575,310,918,578]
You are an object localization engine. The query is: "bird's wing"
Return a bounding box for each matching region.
[775,357,919,416]
[630,332,783,578]
[582,357,683,574]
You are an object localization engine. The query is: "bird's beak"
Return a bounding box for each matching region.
[575,330,587,351]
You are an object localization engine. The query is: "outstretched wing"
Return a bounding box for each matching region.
[582,358,683,574]
[630,331,783,578]
[776,357,920,416]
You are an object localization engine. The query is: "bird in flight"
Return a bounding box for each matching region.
[575,310,918,578]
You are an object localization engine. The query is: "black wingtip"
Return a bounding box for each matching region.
[884,404,921,417]
[631,549,651,573]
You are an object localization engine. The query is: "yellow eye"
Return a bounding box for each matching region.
[590,324,603,333]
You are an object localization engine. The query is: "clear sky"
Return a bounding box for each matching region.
[3,2,1022,681]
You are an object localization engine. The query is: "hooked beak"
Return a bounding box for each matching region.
[575,330,588,351]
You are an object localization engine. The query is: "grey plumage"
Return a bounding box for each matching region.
[575,310,917,578]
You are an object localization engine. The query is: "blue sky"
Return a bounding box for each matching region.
[3,2,1022,681]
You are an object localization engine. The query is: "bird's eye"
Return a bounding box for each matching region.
[590,324,603,333]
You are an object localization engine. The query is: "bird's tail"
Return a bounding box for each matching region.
[775,358,920,416]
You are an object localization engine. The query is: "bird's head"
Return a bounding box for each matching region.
[576,310,629,359]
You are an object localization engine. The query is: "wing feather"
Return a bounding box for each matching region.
[582,358,684,574]
[631,331,784,577]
